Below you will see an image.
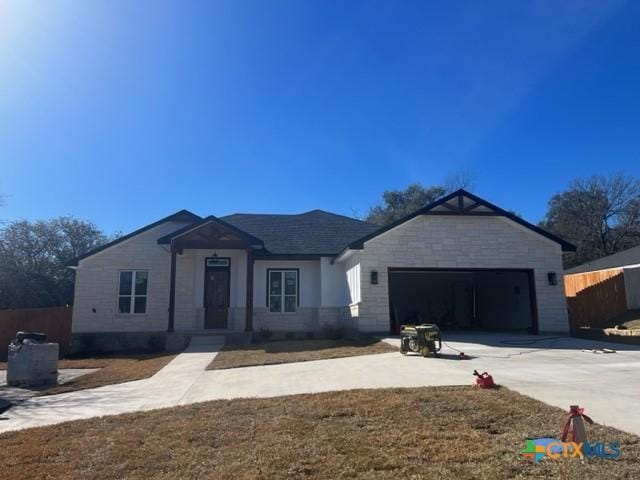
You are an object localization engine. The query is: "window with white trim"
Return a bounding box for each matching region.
[118,270,148,314]
[268,269,298,313]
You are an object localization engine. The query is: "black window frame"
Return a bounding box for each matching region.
[266,268,300,313]
[117,270,148,315]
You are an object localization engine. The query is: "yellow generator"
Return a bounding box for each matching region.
[400,324,442,357]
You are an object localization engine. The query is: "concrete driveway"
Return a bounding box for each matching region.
[394,333,640,435]
[1,333,639,436]
[184,333,640,436]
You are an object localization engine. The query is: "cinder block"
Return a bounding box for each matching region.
[7,341,59,387]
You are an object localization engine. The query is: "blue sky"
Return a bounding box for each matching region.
[1,0,639,234]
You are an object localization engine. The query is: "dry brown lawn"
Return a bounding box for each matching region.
[207,337,397,370]
[0,354,176,395]
[0,386,637,479]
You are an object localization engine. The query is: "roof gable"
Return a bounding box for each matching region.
[68,210,202,266]
[344,190,576,253]
[157,216,264,248]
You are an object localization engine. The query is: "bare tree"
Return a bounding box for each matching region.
[540,173,640,267]
[444,168,476,192]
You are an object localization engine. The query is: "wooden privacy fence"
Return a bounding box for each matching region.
[564,269,627,329]
[0,306,72,360]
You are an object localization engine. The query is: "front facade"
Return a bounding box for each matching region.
[71,190,575,337]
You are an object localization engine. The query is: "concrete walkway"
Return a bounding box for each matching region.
[1,333,639,436]
[0,336,223,433]
[0,369,100,404]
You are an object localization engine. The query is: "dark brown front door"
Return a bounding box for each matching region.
[204,269,229,329]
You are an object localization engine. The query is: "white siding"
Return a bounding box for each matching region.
[356,215,568,333]
[319,257,348,307]
[624,266,640,309]
[253,260,320,308]
[343,252,361,304]
[252,260,328,331]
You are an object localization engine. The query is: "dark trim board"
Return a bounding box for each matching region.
[254,254,330,260]
[68,210,202,266]
[387,267,539,334]
[341,189,576,255]
[387,267,539,273]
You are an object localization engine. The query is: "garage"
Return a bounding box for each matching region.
[335,190,575,333]
[388,268,537,334]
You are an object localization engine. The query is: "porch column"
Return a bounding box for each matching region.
[245,249,254,332]
[168,247,177,333]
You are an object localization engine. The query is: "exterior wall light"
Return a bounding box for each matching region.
[547,272,558,286]
[371,270,378,285]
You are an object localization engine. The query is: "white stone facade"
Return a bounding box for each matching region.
[72,225,346,333]
[72,211,569,335]
[339,215,568,333]
[72,221,191,333]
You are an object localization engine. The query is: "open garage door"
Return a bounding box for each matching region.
[388,269,537,334]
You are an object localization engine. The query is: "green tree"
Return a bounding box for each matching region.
[0,217,117,308]
[540,173,640,268]
[365,184,447,225]
[364,170,476,225]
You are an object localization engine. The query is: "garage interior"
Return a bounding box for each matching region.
[388,269,536,334]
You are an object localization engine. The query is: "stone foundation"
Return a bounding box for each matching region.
[70,332,191,356]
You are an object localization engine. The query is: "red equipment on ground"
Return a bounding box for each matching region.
[473,370,495,388]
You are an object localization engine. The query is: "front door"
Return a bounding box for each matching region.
[204,266,230,329]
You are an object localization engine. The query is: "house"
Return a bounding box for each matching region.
[564,245,640,329]
[69,190,575,349]
[565,244,640,277]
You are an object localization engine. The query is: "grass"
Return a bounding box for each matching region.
[0,386,638,479]
[207,337,397,370]
[0,354,176,395]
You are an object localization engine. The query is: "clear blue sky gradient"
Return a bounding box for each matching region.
[2,1,639,234]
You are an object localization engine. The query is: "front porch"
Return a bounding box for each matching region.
[159,216,351,336]
[159,217,261,333]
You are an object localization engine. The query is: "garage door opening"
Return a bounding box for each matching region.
[388,269,537,334]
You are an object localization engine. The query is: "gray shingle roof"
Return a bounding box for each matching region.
[565,244,640,274]
[220,210,378,256]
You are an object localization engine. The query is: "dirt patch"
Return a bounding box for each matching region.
[207,338,397,370]
[0,387,637,479]
[0,354,176,395]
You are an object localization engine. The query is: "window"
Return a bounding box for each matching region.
[268,269,298,313]
[206,258,230,268]
[118,271,148,314]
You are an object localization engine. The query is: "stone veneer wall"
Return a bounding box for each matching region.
[354,215,569,333]
[253,307,342,332]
